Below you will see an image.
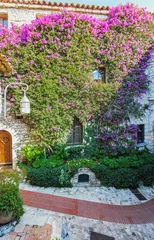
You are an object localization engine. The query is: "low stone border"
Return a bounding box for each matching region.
[0,220,17,237]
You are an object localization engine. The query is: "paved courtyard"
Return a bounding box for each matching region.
[1,184,154,240]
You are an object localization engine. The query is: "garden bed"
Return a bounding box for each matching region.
[20,162,154,189]
[19,145,154,189]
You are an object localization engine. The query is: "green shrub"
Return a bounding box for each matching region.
[32,158,64,168]
[21,145,67,168]
[99,148,154,169]
[0,171,24,221]
[91,164,154,188]
[21,145,44,165]
[137,164,154,186]
[20,161,154,188]
[59,169,70,186]
[66,146,85,160]
[116,147,151,157]
[66,159,98,169]
[23,165,78,187]
[52,145,69,160]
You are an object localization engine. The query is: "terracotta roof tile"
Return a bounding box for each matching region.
[0,0,110,11]
[0,55,12,73]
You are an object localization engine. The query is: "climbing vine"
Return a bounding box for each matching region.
[96,3,154,152]
[0,3,153,148]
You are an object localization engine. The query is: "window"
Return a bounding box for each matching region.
[93,67,106,83]
[67,118,83,145]
[36,14,45,19]
[0,13,8,27]
[137,124,144,143]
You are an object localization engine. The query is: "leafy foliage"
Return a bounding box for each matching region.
[0,12,114,146]
[59,169,70,186]
[21,161,154,188]
[22,165,77,187]
[99,147,154,168]
[91,164,154,188]
[66,146,85,160]
[32,158,64,168]
[66,159,97,169]
[0,171,24,220]
[20,146,154,188]
[95,3,154,152]
[0,4,153,148]
[21,144,68,168]
[21,145,44,165]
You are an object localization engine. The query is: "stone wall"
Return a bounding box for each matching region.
[0,4,154,157]
[0,3,108,27]
[1,8,51,26]
[71,168,100,187]
[130,50,154,151]
[0,116,31,168]
[0,3,108,168]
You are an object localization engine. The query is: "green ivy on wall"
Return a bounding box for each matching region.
[0,4,153,148]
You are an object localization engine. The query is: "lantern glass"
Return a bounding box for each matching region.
[20,95,30,114]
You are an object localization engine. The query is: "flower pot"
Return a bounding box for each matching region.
[0,212,14,225]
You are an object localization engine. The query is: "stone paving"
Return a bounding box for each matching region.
[2,206,154,240]
[20,189,154,224]
[20,183,148,205]
[1,223,52,240]
[1,184,154,240]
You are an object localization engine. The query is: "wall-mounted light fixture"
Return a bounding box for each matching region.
[2,82,30,119]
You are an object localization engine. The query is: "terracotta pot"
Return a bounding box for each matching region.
[0,212,14,224]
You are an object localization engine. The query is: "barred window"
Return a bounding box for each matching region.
[67,118,83,145]
[137,124,144,143]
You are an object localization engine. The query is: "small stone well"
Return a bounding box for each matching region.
[71,168,100,187]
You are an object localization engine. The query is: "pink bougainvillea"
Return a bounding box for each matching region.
[0,3,153,147]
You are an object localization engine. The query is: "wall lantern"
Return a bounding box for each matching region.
[20,88,30,114]
[2,82,30,119]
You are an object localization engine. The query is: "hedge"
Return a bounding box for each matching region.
[0,171,24,221]
[91,164,154,188]
[22,164,78,188]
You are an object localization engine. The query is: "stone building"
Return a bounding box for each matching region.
[0,0,153,168]
[0,0,109,27]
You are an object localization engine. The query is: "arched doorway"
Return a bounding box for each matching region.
[0,130,12,166]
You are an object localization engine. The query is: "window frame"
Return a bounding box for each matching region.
[93,66,107,83]
[67,118,83,146]
[36,14,45,19]
[0,13,8,27]
[137,124,144,144]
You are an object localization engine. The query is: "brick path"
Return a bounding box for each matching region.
[1,224,52,240]
[20,189,154,224]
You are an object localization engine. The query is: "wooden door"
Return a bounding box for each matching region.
[0,131,12,165]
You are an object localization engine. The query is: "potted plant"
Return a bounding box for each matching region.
[0,170,24,224]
